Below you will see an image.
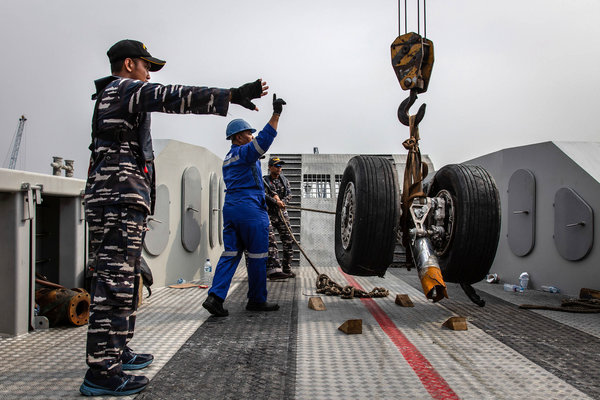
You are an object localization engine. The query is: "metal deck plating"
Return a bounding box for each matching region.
[0,265,598,399]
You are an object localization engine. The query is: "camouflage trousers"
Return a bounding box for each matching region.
[266,210,294,275]
[85,205,145,376]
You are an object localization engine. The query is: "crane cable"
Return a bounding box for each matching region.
[399,0,427,38]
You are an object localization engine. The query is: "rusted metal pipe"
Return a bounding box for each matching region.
[35,287,90,326]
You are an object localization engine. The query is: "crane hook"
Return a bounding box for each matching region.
[398,89,426,127]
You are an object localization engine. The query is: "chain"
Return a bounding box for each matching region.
[278,208,389,300]
[316,273,389,299]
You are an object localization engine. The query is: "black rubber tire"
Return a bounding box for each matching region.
[427,164,501,284]
[335,156,400,276]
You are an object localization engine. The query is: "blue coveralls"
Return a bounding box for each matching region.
[209,123,277,303]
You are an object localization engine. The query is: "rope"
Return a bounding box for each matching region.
[278,208,389,299]
[286,205,336,215]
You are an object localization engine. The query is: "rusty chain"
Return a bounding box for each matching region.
[316,273,389,299]
[278,208,389,300]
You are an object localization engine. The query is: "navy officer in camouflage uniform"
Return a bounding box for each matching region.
[81,39,268,396]
[263,157,296,279]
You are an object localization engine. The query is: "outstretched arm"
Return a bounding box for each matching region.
[119,78,269,116]
[120,79,230,116]
[268,93,286,130]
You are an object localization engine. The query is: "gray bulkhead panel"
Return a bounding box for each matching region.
[208,173,218,249]
[467,141,599,295]
[218,178,224,245]
[181,166,202,252]
[508,169,536,256]
[554,187,594,261]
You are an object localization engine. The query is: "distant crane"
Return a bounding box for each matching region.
[5,115,27,169]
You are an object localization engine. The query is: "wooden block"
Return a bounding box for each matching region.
[395,294,414,307]
[442,316,468,331]
[338,319,362,334]
[168,283,204,289]
[308,297,326,311]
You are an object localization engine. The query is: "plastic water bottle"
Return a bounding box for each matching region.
[541,286,560,293]
[503,283,515,292]
[504,283,523,293]
[203,259,213,284]
[515,285,524,293]
[519,272,529,290]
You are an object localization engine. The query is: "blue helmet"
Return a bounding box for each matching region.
[226,119,256,140]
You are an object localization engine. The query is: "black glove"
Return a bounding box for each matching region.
[230,79,263,110]
[272,93,286,115]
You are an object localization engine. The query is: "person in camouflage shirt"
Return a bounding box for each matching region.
[81,39,268,397]
[263,157,296,279]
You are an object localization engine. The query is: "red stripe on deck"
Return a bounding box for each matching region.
[343,273,459,400]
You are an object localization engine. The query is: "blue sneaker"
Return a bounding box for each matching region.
[79,370,148,396]
[121,346,154,370]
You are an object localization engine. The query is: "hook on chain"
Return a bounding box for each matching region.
[398,89,427,127]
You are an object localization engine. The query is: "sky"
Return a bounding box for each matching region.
[1,0,599,179]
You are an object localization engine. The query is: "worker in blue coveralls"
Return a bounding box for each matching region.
[202,94,287,318]
[81,39,268,397]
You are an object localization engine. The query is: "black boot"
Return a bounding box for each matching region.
[202,293,229,317]
[246,301,280,312]
[282,269,296,278]
[268,271,291,280]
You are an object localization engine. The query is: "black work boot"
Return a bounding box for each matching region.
[79,369,148,396]
[202,293,229,317]
[268,271,291,280]
[246,301,280,312]
[282,269,296,278]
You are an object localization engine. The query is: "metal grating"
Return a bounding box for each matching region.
[0,271,247,399]
[302,174,332,199]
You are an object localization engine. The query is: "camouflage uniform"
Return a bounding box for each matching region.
[263,174,294,274]
[85,75,230,376]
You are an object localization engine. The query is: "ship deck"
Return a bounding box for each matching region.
[1,264,599,400]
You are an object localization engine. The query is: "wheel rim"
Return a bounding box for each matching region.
[340,182,356,250]
[433,189,455,256]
